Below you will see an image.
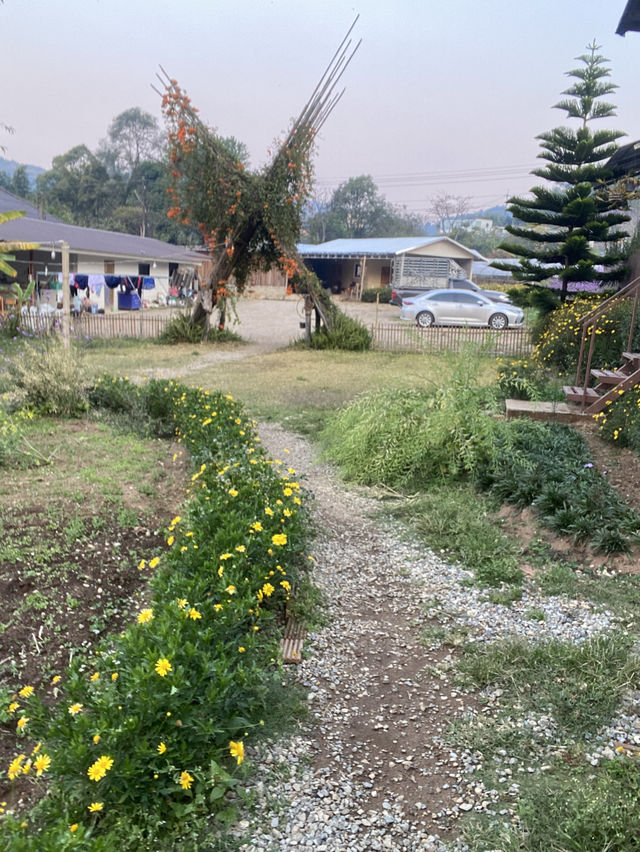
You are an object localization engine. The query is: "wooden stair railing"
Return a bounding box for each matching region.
[563,275,640,414]
[563,351,640,413]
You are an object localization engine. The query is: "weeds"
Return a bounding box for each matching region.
[321,349,497,490]
[390,485,522,587]
[8,338,88,417]
[457,632,640,738]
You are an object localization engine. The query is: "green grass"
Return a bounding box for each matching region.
[457,631,640,738]
[82,343,497,431]
[463,758,640,852]
[390,484,523,587]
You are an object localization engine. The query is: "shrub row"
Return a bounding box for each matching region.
[320,356,639,554]
[594,385,640,453]
[534,298,640,372]
[360,287,391,304]
[0,377,309,849]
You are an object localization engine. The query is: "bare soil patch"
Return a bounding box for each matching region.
[0,420,188,806]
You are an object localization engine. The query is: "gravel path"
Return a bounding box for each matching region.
[226,423,623,852]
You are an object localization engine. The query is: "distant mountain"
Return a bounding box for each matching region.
[0,157,45,186]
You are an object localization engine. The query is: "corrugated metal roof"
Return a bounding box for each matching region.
[297,237,481,259]
[473,260,514,278]
[0,216,202,264]
[0,187,62,223]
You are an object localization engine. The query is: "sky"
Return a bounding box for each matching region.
[2,0,638,216]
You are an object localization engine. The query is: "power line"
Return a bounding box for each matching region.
[314,162,536,190]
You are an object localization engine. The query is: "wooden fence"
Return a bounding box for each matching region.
[20,311,533,358]
[371,323,533,357]
[20,311,176,339]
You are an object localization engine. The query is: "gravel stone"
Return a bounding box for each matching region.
[223,422,625,852]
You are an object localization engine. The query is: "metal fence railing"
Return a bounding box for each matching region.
[371,323,533,357]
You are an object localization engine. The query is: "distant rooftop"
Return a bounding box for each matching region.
[0,215,202,264]
[298,237,483,260]
[0,187,62,223]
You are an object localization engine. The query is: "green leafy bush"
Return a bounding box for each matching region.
[296,271,372,351]
[87,374,140,414]
[8,338,88,417]
[158,311,242,345]
[495,357,563,402]
[320,351,497,489]
[308,312,372,351]
[1,380,309,846]
[88,376,195,439]
[534,298,640,371]
[476,419,639,552]
[360,286,391,303]
[594,385,640,453]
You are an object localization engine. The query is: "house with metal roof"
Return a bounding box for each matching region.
[298,237,482,295]
[0,187,202,311]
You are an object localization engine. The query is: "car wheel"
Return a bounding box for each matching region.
[416,311,435,328]
[489,312,508,330]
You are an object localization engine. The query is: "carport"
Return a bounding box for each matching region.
[298,237,482,298]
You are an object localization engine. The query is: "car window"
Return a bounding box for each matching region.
[455,293,482,304]
[432,292,460,302]
[450,279,479,291]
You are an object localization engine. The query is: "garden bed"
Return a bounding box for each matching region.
[0,420,187,811]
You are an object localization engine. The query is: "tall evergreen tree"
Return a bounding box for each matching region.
[495,42,630,302]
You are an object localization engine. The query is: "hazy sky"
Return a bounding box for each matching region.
[2,0,638,214]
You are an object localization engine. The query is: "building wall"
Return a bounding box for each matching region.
[404,243,474,278]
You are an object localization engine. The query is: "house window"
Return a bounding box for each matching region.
[354,263,361,277]
[138,263,150,276]
[104,260,115,275]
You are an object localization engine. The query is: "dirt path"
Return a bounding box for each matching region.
[226,419,631,852]
[234,424,478,852]
[146,297,396,379]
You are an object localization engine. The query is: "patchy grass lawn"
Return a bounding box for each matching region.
[177,349,497,431]
[0,417,188,808]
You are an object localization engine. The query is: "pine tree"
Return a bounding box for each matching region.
[495,42,630,303]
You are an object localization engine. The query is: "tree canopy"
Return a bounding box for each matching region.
[155,12,360,336]
[305,175,424,242]
[28,108,198,243]
[495,42,630,302]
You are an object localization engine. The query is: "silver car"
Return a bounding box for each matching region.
[400,289,524,330]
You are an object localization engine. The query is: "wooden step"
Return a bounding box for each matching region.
[591,369,625,385]
[562,385,600,404]
[280,616,307,665]
[583,366,640,414]
[622,352,640,365]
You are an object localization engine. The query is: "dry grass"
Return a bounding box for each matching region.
[79,343,498,431]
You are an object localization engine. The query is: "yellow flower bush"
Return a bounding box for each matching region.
[0,379,309,846]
